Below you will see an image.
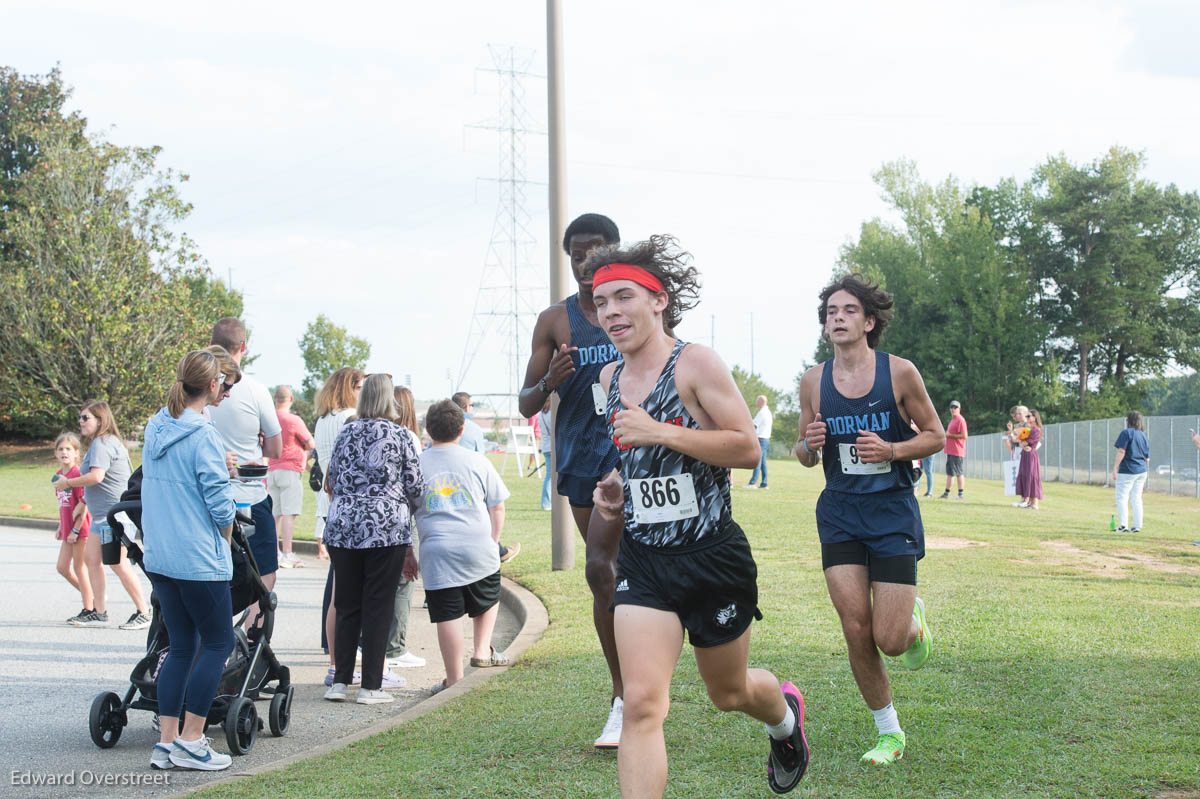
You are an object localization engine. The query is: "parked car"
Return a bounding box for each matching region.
[1155,464,1174,476]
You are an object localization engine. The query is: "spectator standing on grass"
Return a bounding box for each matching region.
[385,385,426,670]
[323,374,422,704]
[141,350,236,772]
[452,392,486,452]
[1003,405,1029,459]
[269,385,315,569]
[313,367,365,684]
[1112,411,1150,533]
[1015,409,1044,510]
[52,400,151,630]
[746,395,772,489]
[208,318,283,612]
[54,432,93,625]
[937,400,967,500]
[414,399,511,695]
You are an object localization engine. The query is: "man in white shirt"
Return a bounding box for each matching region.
[209,318,284,590]
[746,395,773,489]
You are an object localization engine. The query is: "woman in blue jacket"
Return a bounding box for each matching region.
[141,350,236,772]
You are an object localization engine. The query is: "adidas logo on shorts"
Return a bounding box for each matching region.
[615,579,629,592]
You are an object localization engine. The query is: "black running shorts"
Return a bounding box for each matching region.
[611,521,762,648]
[821,540,918,585]
[426,571,501,623]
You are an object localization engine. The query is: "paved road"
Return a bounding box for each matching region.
[0,525,519,799]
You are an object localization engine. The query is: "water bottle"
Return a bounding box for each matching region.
[1109,514,1115,531]
[236,502,256,538]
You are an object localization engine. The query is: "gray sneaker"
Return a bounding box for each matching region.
[150,743,174,770]
[120,611,152,630]
[78,610,109,627]
[66,608,90,626]
[324,683,348,702]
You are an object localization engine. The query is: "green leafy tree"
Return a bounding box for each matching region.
[298,315,370,399]
[0,71,240,436]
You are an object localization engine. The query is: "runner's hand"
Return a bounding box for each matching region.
[855,429,891,463]
[612,396,660,448]
[592,469,624,521]
[801,413,826,454]
[545,343,578,392]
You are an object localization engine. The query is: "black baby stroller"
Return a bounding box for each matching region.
[87,482,294,756]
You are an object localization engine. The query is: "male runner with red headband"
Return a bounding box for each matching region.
[518,213,626,748]
[588,236,809,798]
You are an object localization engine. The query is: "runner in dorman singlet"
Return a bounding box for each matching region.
[587,238,810,798]
[796,274,945,768]
[516,213,626,749]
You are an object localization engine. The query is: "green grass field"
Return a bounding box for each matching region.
[5,446,1197,797]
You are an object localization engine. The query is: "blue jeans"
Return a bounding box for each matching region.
[540,453,552,509]
[749,438,769,486]
[920,456,933,494]
[147,572,234,719]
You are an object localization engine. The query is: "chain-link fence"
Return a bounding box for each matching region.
[926,415,1200,496]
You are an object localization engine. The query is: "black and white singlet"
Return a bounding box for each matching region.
[606,341,732,548]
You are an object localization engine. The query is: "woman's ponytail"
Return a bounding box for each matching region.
[168,351,220,418]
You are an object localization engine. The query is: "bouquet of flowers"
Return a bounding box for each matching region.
[1017,426,1032,441]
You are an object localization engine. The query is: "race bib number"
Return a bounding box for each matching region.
[628,474,699,524]
[591,383,607,415]
[839,442,891,475]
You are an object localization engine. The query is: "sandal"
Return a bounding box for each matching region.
[431,679,448,695]
[469,647,510,668]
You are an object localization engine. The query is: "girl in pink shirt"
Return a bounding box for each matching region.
[54,432,94,625]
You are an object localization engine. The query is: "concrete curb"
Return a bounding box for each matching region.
[181,574,549,794]
[0,515,58,531]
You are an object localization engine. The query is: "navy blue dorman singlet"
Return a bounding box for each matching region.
[819,351,917,494]
[607,341,733,548]
[555,294,620,477]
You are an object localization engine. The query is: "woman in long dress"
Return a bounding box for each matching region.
[1015,409,1043,510]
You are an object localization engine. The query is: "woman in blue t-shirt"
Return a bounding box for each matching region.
[1111,411,1150,533]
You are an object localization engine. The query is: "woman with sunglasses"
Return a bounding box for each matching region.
[52,401,151,629]
[141,349,237,771]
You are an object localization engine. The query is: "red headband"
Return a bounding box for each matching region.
[591,262,664,293]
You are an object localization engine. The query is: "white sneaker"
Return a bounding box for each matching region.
[324,682,348,701]
[388,652,426,668]
[277,551,294,568]
[150,743,174,770]
[594,697,623,749]
[380,669,407,689]
[357,688,395,705]
[168,736,232,771]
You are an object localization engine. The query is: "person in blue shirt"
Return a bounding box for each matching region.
[452,392,487,452]
[141,350,237,772]
[1111,411,1150,533]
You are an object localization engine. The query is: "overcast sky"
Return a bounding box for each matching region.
[5,0,1199,410]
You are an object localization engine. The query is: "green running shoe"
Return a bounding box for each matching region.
[900,597,931,670]
[860,731,905,766]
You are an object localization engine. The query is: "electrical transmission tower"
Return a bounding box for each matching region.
[458,45,546,426]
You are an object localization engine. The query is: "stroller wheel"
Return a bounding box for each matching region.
[269,685,295,737]
[224,696,259,755]
[89,692,126,748]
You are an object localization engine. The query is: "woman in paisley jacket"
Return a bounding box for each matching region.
[322,373,423,704]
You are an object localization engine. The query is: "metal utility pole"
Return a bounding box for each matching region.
[547,0,573,570]
[750,312,755,375]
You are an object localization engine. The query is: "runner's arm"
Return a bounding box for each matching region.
[893,359,945,461]
[518,307,574,418]
[794,366,823,468]
[620,345,758,469]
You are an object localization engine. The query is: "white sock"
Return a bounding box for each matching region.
[175,736,201,748]
[765,705,796,740]
[871,703,902,736]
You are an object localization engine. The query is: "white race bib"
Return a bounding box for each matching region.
[591,383,607,416]
[839,442,891,475]
[628,474,699,524]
